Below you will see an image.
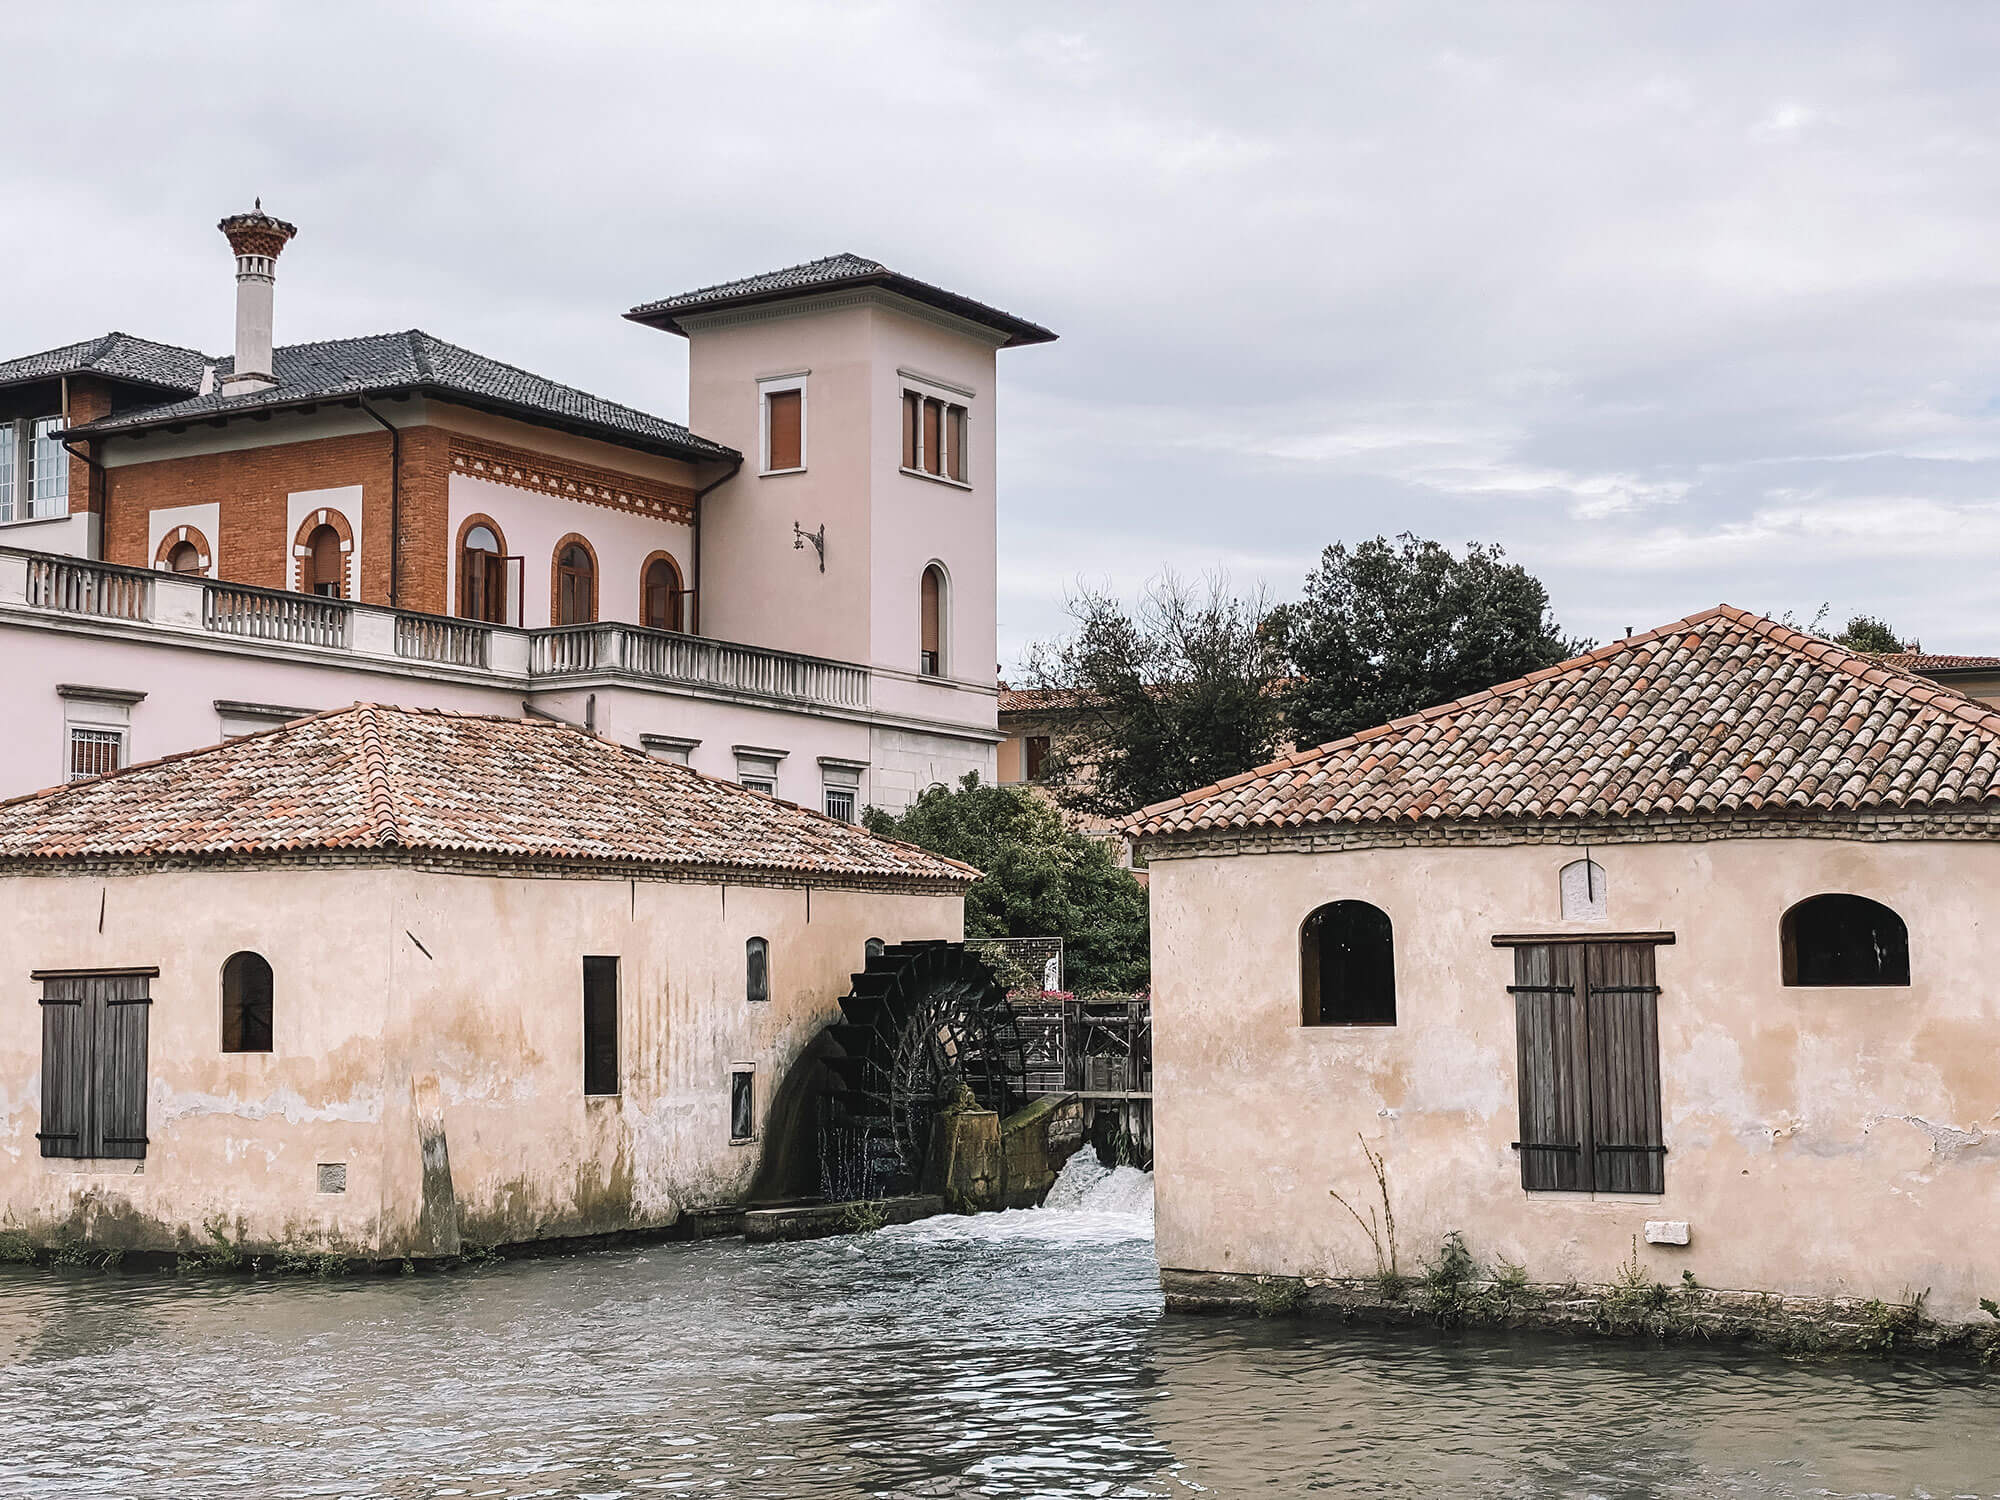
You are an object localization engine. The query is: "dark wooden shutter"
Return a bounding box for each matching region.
[1511,944,1589,1191]
[902,393,920,469]
[768,390,802,470]
[1583,943,1664,1193]
[38,978,88,1159]
[91,974,151,1159]
[922,399,942,474]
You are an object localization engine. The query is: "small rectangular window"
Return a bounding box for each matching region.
[68,727,123,782]
[1024,735,1050,782]
[902,392,921,469]
[766,388,803,472]
[746,937,770,1004]
[583,955,619,1095]
[730,1069,755,1142]
[824,786,856,823]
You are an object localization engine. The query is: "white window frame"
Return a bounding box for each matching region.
[215,699,312,741]
[898,369,975,490]
[58,684,144,783]
[733,743,788,796]
[819,756,865,823]
[0,415,70,525]
[758,371,809,476]
[640,734,701,767]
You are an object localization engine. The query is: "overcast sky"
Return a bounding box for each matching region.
[8,3,2000,667]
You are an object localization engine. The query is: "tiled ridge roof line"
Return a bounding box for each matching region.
[1124,604,2000,832]
[355,703,405,848]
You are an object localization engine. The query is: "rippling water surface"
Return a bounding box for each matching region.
[0,1157,1993,1498]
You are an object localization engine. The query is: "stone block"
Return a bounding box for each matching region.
[1644,1220,1690,1245]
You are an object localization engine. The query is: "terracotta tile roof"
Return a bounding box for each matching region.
[1874,652,2000,673]
[997,685,1089,714]
[0,705,975,886]
[626,252,1058,348]
[1126,606,2000,840]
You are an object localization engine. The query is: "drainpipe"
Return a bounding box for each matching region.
[359,399,400,608]
[689,455,743,637]
[57,379,106,559]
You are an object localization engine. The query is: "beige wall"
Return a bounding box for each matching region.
[1148,835,2000,1321]
[0,863,961,1256]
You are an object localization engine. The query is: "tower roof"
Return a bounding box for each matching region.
[627,253,1057,347]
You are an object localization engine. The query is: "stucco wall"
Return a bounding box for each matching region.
[0,863,962,1256]
[1148,836,2000,1321]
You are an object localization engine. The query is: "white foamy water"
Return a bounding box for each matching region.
[886,1148,1155,1246]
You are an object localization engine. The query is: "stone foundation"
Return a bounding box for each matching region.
[1161,1268,2000,1362]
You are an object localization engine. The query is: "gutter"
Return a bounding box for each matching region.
[688,456,744,636]
[358,399,401,608]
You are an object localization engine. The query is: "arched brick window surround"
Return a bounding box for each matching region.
[640,550,685,633]
[292,508,355,598]
[153,524,214,577]
[550,533,600,626]
[455,513,510,622]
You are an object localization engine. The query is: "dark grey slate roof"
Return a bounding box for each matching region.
[0,333,212,395]
[627,253,1058,348]
[66,330,737,463]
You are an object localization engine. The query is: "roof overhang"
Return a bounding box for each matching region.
[625,272,1057,349]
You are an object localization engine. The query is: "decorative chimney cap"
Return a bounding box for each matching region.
[218,201,298,260]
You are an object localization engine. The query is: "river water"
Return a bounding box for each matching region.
[0,1156,1994,1498]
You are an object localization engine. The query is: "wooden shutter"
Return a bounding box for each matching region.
[767,390,802,470]
[1583,943,1664,1193]
[902,392,920,469]
[947,405,966,481]
[921,569,941,655]
[922,399,943,474]
[91,974,151,1159]
[1510,945,1589,1191]
[38,978,88,1158]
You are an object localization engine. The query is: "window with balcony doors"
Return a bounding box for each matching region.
[920,565,946,676]
[0,416,68,524]
[642,554,685,633]
[902,390,967,483]
[555,541,596,626]
[304,525,345,598]
[460,523,508,623]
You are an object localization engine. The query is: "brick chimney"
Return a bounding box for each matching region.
[217,201,297,396]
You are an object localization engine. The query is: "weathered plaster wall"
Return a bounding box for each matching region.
[1148,837,2000,1321]
[0,864,961,1257]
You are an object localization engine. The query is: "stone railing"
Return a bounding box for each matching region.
[0,547,875,714]
[531,623,870,708]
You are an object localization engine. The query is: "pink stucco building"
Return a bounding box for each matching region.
[0,210,1055,816]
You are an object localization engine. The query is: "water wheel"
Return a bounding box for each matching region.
[818,941,1026,1200]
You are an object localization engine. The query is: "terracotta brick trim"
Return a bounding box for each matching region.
[638,549,686,630]
[449,434,695,526]
[152,524,214,577]
[549,532,600,626]
[292,506,355,598]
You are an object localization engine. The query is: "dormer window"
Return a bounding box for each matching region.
[760,374,807,474]
[901,380,969,485]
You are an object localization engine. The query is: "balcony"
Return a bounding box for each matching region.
[0,549,871,714]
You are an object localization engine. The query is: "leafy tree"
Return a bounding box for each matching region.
[1273,534,1588,748]
[864,774,1150,993]
[1020,572,1286,818]
[1832,614,1910,654]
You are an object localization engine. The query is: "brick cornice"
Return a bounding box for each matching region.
[448,435,694,525]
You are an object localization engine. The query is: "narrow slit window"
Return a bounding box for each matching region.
[746,937,770,1003]
[920,565,944,676]
[221,951,274,1053]
[730,1069,755,1142]
[1300,901,1396,1026]
[583,955,619,1095]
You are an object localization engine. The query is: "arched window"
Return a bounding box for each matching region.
[920,564,945,676]
[865,937,886,962]
[1300,901,1396,1026]
[555,540,596,626]
[166,540,203,575]
[305,525,344,597]
[222,951,274,1052]
[1782,895,1910,986]
[642,554,684,633]
[746,937,770,1003]
[460,522,507,623]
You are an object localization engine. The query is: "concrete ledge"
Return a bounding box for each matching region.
[742,1195,945,1244]
[1160,1268,2000,1362]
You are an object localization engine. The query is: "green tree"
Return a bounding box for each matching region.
[1273,534,1588,748]
[1020,572,1286,818]
[865,774,1150,993]
[1832,614,1910,654]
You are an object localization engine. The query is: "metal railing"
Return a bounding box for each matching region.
[396,614,490,669]
[203,585,351,648]
[531,623,870,708]
[25,556,148,621]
